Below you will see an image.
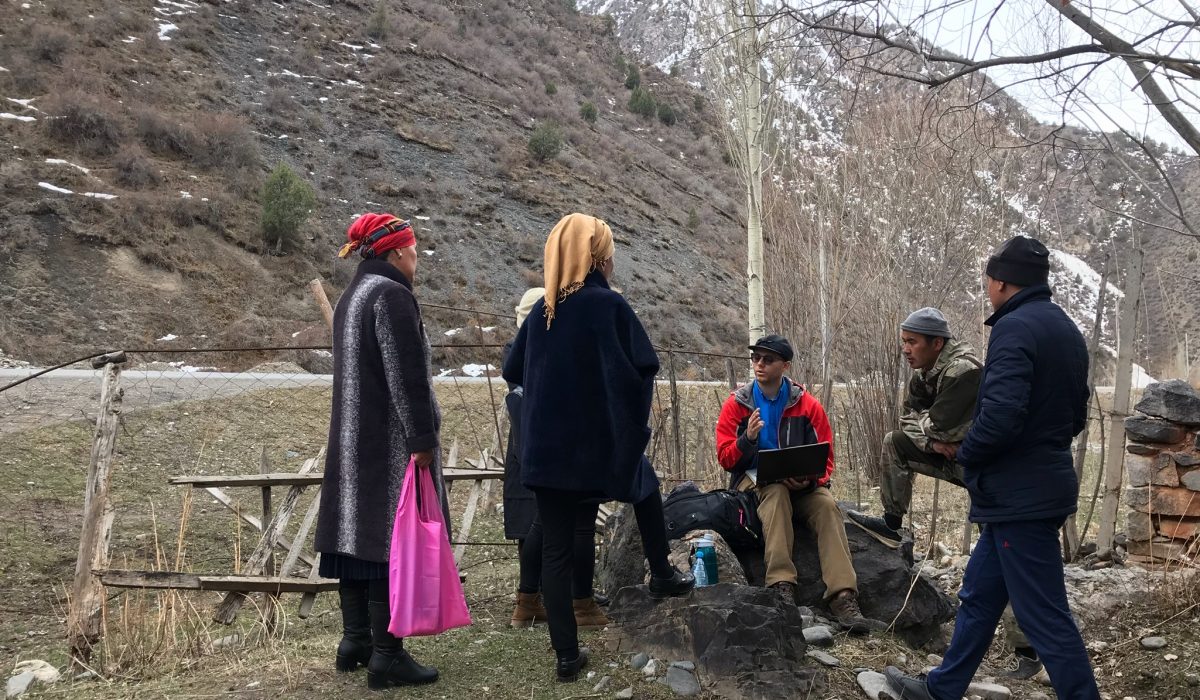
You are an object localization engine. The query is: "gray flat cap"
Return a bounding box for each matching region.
[901,307,953,338]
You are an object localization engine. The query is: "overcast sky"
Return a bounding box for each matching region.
[886,0,1200,152]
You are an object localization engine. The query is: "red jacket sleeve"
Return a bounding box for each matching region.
[715,394,751,471]
[802,392,835,486]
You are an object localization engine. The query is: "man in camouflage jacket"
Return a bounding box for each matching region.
[850,307,1041,680]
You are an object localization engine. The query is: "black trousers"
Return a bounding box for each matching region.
[535,488,672,657]
[518,502,599,597]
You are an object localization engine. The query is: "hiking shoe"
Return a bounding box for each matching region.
[884,666,936,700]
[648,569,695,599]
[556,647,590,683]
[769,581,797,606]
[998,648,1044,680]
[593,591,610,607]
[847,510,902,542]
[573,597,610,630]
[510,592,547,628]
[829,589,875,635]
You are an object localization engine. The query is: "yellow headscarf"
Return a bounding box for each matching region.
[542,213,614,328]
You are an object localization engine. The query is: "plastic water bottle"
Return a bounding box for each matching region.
[692,549,709,587]
[695,536,719,585]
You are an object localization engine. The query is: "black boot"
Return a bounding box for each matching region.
[366,601,438,689]
[648,569,696,599]
[335,583,372,672]
[556,646,590,683]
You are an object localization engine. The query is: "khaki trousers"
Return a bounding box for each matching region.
[737,475,857,599]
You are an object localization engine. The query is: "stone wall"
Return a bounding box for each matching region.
[1124,380,1200,562]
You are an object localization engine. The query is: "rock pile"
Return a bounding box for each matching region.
[1124,380,1200,563]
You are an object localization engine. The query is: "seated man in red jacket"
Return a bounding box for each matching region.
[716,335,871,633]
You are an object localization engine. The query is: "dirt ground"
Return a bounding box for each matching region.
[1,382,1198,699]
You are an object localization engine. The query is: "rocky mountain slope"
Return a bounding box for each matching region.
[0,0,746,372]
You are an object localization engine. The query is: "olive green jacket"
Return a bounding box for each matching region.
[900,338,982,451]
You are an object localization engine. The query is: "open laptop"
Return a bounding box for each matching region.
[756,442,831,485]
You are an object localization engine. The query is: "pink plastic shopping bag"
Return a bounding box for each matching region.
[387,457,472,637]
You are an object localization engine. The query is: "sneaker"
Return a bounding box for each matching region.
[769,581,797,606]
[884,666,936,700]
[572,597,610,631]
[648,569,695,599]
[998,648,1043,680]
[829,589,876,635]
[847,510,902,542]
[556,647,590,683]
[510,592,547,628]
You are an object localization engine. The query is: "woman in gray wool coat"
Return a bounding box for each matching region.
[313,212,448,690]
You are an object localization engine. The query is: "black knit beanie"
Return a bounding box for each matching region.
[985,236,1050,287]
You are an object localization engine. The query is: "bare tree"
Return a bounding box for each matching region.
[699,0,797,344]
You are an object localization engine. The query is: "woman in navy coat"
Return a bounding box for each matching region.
[502,213,694,682]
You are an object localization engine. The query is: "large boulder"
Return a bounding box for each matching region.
[1125,415,1188,444]
[606,583,823,699]
[734,512,955,648]
[1135,380,1200,426]
[597,502,956,648]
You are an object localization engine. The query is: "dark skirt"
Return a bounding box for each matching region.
[319,552,388,581]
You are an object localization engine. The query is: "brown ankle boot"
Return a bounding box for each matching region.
[573,597,611,631]
[510,592,546,628]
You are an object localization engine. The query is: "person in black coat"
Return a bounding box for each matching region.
[313,213,442,690]
[503,288,609,631]
[887,236,1099,700]
[502,213,694,683]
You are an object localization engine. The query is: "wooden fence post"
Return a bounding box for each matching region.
[67,351,127,670]
[309,279,335,330]
[668,351,683,479]
[725,358,737,391]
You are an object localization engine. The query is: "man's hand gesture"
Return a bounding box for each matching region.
[745,408,764,441]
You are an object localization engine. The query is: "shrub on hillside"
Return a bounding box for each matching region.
[367,4,388,39]
[193,114,259,171]
[135,109,196,158]
[579,101,598,123]
[113,145,159,189]
[628,87,655,118]
[43,92,124,155]
[545,81,557,95]
[260,164,316,252]
[527,122,564,162]
[624,64,640,89]
[657,103,677,126]
[30,27,70,64]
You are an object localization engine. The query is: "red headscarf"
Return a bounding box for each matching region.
[338,213,416,260]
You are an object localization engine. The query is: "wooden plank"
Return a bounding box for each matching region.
[212,453,322,624]
[298,553,322,619]
[203,487,316,568]
[453,479,484,564]
[309,278,335,330]
[260,449,279,634]
[280,487,321,577]
[442,439,460,495]
[68,357,124,670]
[97,569,201,590]
[172,467,501,488]
[172,474,324,488]
[96,570,338,593]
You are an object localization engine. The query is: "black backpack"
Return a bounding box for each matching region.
[662,482,763,552]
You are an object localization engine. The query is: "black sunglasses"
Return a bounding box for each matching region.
[750,353,782,365]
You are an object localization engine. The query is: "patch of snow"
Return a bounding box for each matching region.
[444,328,463,337]
[45,158,90,174]
[0,112,36,122]
[37,182,73,194]
[461,363,496,378]
[414,215,431,221]
[422,249,435,256]
[435,368,453,378]
[82,192,117,199]
[1132,364,1157,389]
[0,67,9,72]
[158,333,179,342]
[158,23,179,40]
[180,191,192,199]
[122,36,140,43]
[480,326,496,333]
[337,42,364,51]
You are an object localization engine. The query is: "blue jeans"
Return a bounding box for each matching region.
[927,519,1099,700]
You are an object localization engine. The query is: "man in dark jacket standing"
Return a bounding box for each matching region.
[887,236,1099,700]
